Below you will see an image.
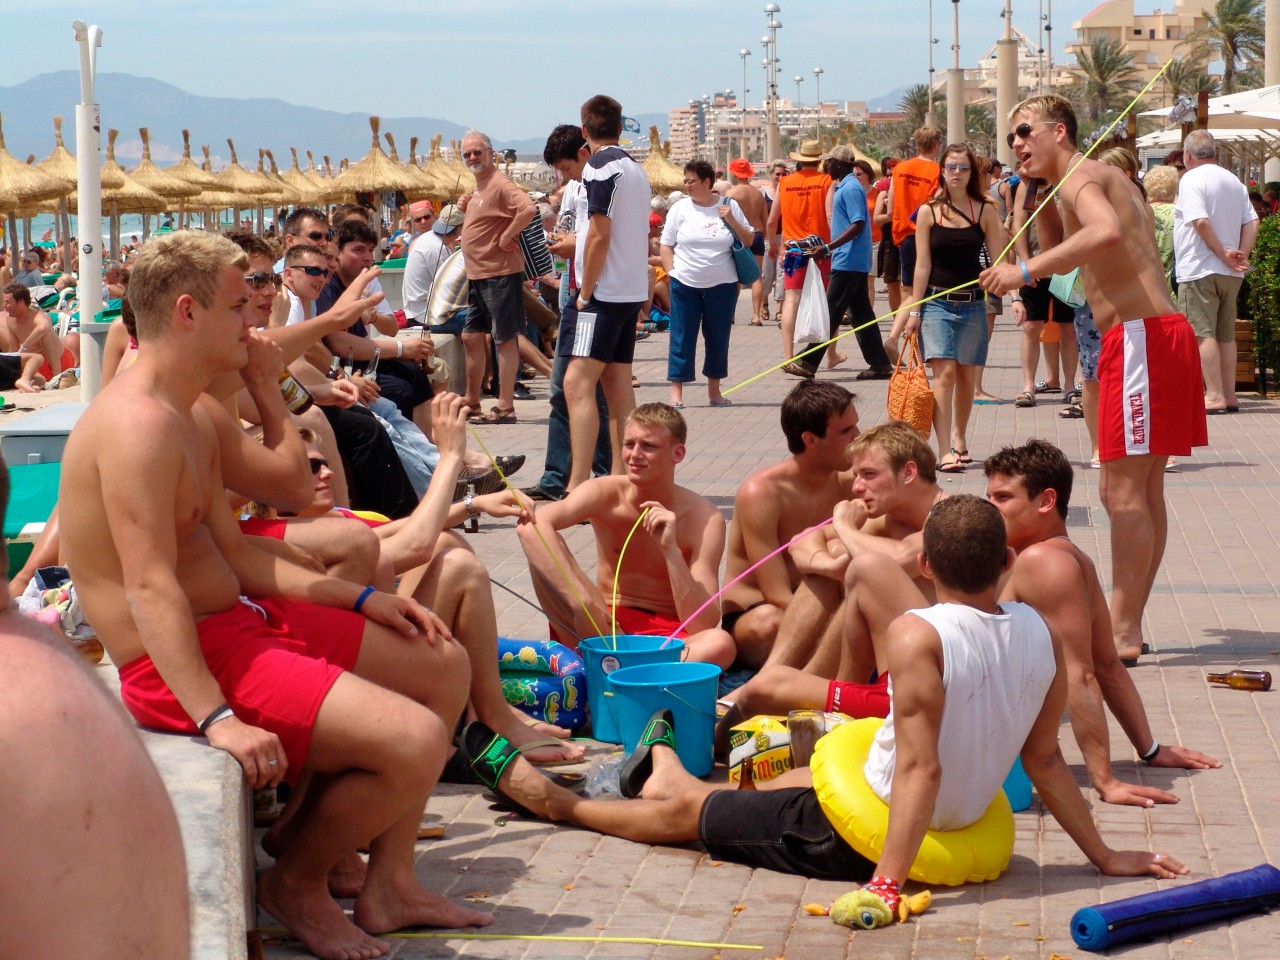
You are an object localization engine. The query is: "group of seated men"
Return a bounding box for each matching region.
[43,228,1219,957]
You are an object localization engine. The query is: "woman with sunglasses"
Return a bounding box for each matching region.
[660,159,755,407]
[903,143,1012,472]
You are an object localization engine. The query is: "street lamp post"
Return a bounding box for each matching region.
[812,66,823,139]
[764,4,782,163]
[740,48,752,160]
[927,0,939,125]
[72,19,106,400]
[794,75,804,107]
[946,0,965,145]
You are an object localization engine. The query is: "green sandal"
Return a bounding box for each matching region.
[619,709,677,799]
[459,721,536,818]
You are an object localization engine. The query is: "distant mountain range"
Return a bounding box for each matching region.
[0,72,671,168]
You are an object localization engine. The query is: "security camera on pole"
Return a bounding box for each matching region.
[73,20,106,401]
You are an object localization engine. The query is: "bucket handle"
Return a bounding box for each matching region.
[660,685,717,719]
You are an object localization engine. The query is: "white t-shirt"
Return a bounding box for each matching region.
[660,196,749,288]
[284,287,308,327]
[863,601,1055,831]
[402,231,452,320]
[575,145,651,303]
[1173,161,1257,283]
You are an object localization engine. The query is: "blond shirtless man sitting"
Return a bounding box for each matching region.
[720,380,861,669]
[517,402,735,667]
[59,232,489,960]
[980,95,1208,666]
[2,283,77,392]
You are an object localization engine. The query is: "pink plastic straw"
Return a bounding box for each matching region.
[662,516,835,647]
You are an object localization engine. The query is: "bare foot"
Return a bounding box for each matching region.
[354,878,492,935]
[258,865,389,960]
[639,744,700,801]
[826,352,848,370]
[329,852,368,899]
[507,704,573,740]
[488,710,585,765]
[15,376,43,394]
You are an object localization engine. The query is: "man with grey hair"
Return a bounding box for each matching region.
[456,130,536,424]
[1173,129,1258,414]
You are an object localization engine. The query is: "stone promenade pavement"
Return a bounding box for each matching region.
[263,289,1280,960]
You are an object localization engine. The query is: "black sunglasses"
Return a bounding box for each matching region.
[303,229,334,242]
[308,457,329,475]
[412,213,435,223]
[291,265,331,278]
[1006,120,1057,149]
[244,271,282,291]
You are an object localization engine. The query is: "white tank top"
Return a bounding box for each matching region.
[862,601,1055,830]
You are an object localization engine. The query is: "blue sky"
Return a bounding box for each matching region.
[2,0,1101,140]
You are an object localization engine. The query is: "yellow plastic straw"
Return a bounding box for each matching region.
[611,505,651,645]
[467,427,604,639]
[726,59,1174,397]
[256,927,763,950]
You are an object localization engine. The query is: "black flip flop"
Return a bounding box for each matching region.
[619,709,677,799]
[458,721,536,818]
[1119,642,1151,668]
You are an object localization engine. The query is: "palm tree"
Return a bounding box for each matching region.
[1070,37,1143,122]
[1180,0,1264,94]
[898,84,936,129]
[964,104,997,157]
[1163,57,1221,103]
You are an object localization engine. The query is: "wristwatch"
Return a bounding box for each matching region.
[463,492,478,517]
[576,295,590,309]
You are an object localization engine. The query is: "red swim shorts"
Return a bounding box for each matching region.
[37,347,77,381]
[116,597,365,781]
[239,517,288,539]
[552,605,687,647]
[1097,314,1208,462]
[825,672,890,718]
[783,257,831,292]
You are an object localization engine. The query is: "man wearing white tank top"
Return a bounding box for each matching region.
[477,495,1187,909]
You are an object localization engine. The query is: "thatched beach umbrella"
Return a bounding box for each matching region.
[96,130,166,258]
[191,147,241,228]
[406,136,449,203]
[447,138,477,192]
[423,134,464,200]
[327,116,425,206]
[129,127,201,237]
[0,111,70,261]
[214,139,274,233]
[280,148,321,206]
[161,129,218,227]
[32,116,117,269]
[384,131,436,202]
[304,150,329,196]
[641,126,684,194]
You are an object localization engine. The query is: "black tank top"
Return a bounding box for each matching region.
[927,199,987,289]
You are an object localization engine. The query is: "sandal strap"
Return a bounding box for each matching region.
[639,715,677,751]
[469,730,519,790]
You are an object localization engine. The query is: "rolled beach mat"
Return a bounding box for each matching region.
[1070,863,1280,952]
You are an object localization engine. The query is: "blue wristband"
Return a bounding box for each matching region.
[353,585,376,613]
[1019,260,1032,285]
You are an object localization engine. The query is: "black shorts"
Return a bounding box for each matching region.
[750,231,766,257]
[698,787,876,882]
[465,272,525,343]
[898,236,916,287]
[720,600,767,637]
[876,236,900,281]
[557,297,642,365]
[1021,279,1074,323]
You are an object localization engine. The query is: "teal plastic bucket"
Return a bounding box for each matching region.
[579,635,684,744]
[608,661,721,777]
[1002,756,1033,811]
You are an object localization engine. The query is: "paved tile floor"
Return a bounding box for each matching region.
[252,290,1280,959]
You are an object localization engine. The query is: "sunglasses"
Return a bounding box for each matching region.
[1006,120,1057,148]
[308,457,329,475]
[303,229,334,242]
[291,265,331,278]
[944,163,971,172]
[462,149,486,159]
[412,213,435,223]
[244,271,282,290]
[682,177,703,185]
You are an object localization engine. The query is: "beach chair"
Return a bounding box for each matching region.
[3,460,60,578]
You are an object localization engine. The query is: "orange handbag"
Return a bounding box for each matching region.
[887,334,934,439]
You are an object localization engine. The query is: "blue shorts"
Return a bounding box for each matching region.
[1073,303,1102,382]
[557,296,643,364]
[921,296,989,365]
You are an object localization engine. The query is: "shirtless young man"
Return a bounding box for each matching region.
[726,157,769,325]
[472,496,1187,902]
[59,232,489,960]
[517,402,735,667]
[980,95,1208,664]
[984,440,1220,805]
[721,381,860,669]
[1,283,76,392]
[720,421,946,738]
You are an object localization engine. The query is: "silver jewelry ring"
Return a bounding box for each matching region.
[1154,853,1162,860]
[268,759,279,766]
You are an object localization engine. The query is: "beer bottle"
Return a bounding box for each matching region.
[326,356,341,381]
[1206,670,1272,692]
[738,757,757,790]
[278,371,314,415]
[344,348,355,378]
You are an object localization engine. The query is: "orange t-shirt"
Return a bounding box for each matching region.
[890,156,940,245]
[777,168,832,244]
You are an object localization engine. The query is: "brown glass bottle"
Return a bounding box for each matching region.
[738,757,757,790]
[278,371,314,414]
[1206,670,1272,691]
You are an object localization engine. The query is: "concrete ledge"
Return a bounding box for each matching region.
[99,665,252,960]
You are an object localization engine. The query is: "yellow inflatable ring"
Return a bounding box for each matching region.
[811,717,1014,886]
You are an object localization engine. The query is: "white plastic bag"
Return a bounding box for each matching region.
[793,262,830,344]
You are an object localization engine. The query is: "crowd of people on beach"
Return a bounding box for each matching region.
[2,90,1264,959]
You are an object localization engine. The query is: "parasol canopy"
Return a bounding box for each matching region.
[280,148,321,205]
[326,116,425,201]
[129,128,201,202]
[384,131,438,201]
[99,130,167,214]
[191,146,241,211]
[0,111,69,207]
[640,126,684,194]
[214,139,274,198]
[164,129,219,191]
